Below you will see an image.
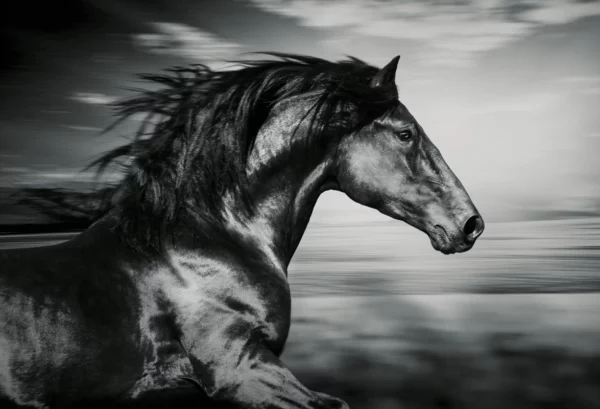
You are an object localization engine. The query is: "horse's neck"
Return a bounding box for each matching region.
[229,161,333,271]
[223,101,336,271]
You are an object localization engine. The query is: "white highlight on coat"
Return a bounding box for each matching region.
[127,249,281,398]
[127,270,193,398]
[221,194,287,276]
[0,294,77,408]
[0,333,25,407]
[165,250,274,336]
[245,93,317,176]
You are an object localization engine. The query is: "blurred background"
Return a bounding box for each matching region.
[1,1,600,408]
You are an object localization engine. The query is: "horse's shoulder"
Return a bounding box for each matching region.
[143,246,290,330]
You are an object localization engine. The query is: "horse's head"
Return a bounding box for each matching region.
[335,56,484,254]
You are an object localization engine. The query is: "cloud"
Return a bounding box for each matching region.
[471,92,559,115]
[560,75,600,85]
[63,125,103,132]
[40,109,70,115]
[0,166,30,173]
[522,0,600,24]
[245,0,600,66]
[70,92,118,105]
[6,168,122,184]
[560,75,600,95]
[133,22,241,68]
[36,171,95,180]
[581,87,600,95]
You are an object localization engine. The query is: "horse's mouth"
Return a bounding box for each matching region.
[429,225,473,255]
[430,225,452,254]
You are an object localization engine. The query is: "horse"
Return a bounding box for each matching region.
[0,53,484,409]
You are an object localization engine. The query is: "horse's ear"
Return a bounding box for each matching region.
[370,55,400,88]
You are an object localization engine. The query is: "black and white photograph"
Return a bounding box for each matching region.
[1,1,600,408]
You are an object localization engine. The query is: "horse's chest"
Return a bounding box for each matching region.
[131,264,290,397]
[133,256,291,392]
[168,252,292,349]
[128,351,193,398]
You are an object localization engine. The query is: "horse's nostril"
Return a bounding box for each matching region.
[463,215,484,243]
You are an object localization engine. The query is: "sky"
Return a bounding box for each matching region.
[1,0,599,223]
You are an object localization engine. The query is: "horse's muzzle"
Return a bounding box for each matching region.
[429,213,484,255]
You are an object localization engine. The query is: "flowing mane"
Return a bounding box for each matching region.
[88,53,399,251]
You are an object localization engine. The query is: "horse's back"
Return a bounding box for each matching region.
[0,226,147,407]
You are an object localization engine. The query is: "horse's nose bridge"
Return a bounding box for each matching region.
[436,172,479,217]
[423,141,478,215]
[426,145,461,189]
[447,184,478,214]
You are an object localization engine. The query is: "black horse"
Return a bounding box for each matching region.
[0,53,484,408]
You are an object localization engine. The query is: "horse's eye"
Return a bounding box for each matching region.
[398,130,413,141]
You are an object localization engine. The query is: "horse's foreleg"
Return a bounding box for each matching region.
[186,338,348,409]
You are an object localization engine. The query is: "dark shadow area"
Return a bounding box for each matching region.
[0,388,237,409]
[0,186,104,232]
